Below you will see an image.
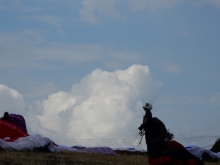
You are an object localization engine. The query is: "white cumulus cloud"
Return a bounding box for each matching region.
[0,84,25,116]
[27,65,162,148]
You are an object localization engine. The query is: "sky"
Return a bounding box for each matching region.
[0,0,220,149]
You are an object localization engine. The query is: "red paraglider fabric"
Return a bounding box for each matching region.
[0,120,29,142]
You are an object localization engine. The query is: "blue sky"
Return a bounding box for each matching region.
[0,0,220,149]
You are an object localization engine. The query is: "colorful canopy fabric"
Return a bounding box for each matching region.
[9,114,28,133]
[0,120,28,142]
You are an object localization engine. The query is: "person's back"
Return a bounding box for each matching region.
[138,103,167,155]
[144,117,167,156]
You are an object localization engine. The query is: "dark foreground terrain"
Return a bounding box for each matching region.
[0,150,147,165]
[0,150,219,165]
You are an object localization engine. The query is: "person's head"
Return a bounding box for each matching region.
[143,103,152,111]
[4,112,9,117]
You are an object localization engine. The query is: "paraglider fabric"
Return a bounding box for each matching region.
[148,140,200,165]
[186,145,220,160]
[0,134,60,152]
[9,114,28,133]
[0,118,220,159]
[0,120,28,142]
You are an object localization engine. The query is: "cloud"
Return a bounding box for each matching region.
[169,92,220,106]
[79,0,183,23]
[80,0,125,23]
[210,93,220,105]
[195,0,220,9]
[24,82,59,102]
[107,50,142,61]
[79,0,183,22]
[0,84,25,115]
[157,95,207,108]
[27,65,162,147]
[0,31,46,69]
[208,0,220,8]
[0,4,6,10]
[34,15,62,32]
[156,61,181,74]
[0,0,43,12]
[36,43,103,63]
[20,15,64,34]
[128,0,181,12]
[0,31,103,68]
[103,50,143,70]
[163,63,181,74]
[0,31,143,70]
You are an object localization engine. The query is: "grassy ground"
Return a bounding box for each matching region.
[0,150,148,165]
[0,150,219,165]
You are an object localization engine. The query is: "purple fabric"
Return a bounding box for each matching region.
[9,114,27,133]
[82,147,116,154]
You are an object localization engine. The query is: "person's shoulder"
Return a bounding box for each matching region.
[152,117,163,123]
[152,117,160,120]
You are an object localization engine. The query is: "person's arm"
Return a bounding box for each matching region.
[142,117,148,125]
[138,110,151,130]
[138,117,148,131]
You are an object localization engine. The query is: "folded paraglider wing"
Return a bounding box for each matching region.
[9,114,28,133]
[0,120,29,142]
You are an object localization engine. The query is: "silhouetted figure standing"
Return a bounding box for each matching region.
[138,103,204,165]
[138,103,167,156]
